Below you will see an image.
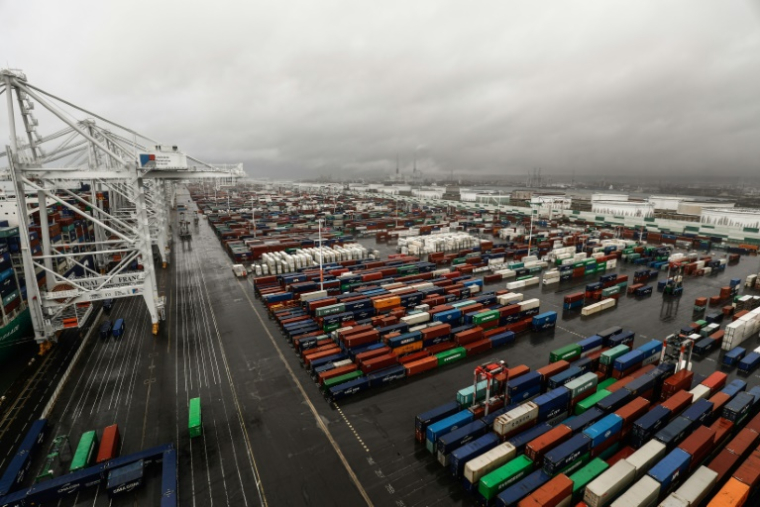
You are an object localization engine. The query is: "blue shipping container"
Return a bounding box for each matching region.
[583,414,624,448]
[543,434,591,475]
[648,448,691,496]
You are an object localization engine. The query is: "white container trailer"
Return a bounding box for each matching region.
[463,442,517,486]
[609,475,660,507]
[660,466,717,507]
[584,460,637,507]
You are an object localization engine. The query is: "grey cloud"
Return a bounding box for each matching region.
[2,0,759,178]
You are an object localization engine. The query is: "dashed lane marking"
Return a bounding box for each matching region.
[556,325,584,339]
[335,404,370,452]
[237,278,374,507]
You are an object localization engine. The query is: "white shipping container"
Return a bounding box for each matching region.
[582,304,601,316]
[666,466,717,507]
[494,402,539,436]
[468,284,482,294]
[518,298,541,311]
[626,440,667,480]
[463,442,517,484]
[497,293,524,306]
[584,460,637,507]
[610,475,660,507]
[332,359,354,369]
[496,269,517,279]
[657,496,688,507]
[414,304,430,312]
[507,281,525,290]
[401,312,430,325]
[543,277,560,285]
[522,276,540,287]
[689,384,711,402]
[300,290,328,302]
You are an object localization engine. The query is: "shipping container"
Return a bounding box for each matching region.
[478,455,534,504]
[584,459,636,507]
[464,442,517,492]
[96,424,120,463]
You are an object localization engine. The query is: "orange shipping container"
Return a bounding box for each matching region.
[707,477,749,507]
[517,473,573,507]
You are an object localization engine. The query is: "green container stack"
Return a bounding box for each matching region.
[599,344,630,366]
[549,344,582,363]
[435,347,467,366]
[574,389,611,415]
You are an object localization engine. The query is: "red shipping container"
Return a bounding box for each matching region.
[661,370,694,400]
[563,292,585,304]
[318,364,359,385]
[525,424,573,463]
[498,304,521,318]
[725,428,759,456]
[710,418,735,448]
[661,390,693,417]
[678,426,715,471]
[354,346,392,363]
[421,323,451,341]
[743,412,760,435]
[732,310,749,321]
[397,351,430,364]
[709,392,732,415]
[701,371,727,394]
[707,450,739,484]
[484,274,503,284]
[344,330,381,349]
[464,339,492,355]
[484,326,508,338]
[537,361,570,383]
[426,342,456,355]
[507,365,530,380]
[615,397,650,437]
[359,353,398,374]
[405,356,438,376]
[518,474,573,507]
[732,450,760,489]
[303,348,341,367]
[456,328,485,345]
[96,424,120,463]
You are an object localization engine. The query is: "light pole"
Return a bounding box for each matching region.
[318,218,324,291]
[527,202,537,255]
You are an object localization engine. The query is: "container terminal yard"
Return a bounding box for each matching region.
[1,174,760,506]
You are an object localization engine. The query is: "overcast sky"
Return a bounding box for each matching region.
[2,1,760,179]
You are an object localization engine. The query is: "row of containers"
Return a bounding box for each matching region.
[255,264,563,401]
[0,421,154,500]
[413,326,760,506]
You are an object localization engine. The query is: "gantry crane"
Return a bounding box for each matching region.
[0,69,244,349]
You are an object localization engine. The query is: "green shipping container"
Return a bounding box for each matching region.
[316,303,346,318]
[478,455,534,501]
[575,389,611,415]
[569,458,609,502]
[585,267,597,275]
[600,344,630,366]
[436,347,467,366]
[597,378,617,391]
[616,281,628,290]
[323,322,340,333]
[549,344,581,363]
[323,370,364,389]
[559,451,590,477]
[508,262,524,270]
[601,286,620,297]
[694,320,707,329]
[189,398,202,438]
[473,310,499,325]
[597,262,607,270]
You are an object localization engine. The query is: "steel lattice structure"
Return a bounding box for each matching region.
[0,69,244,347]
